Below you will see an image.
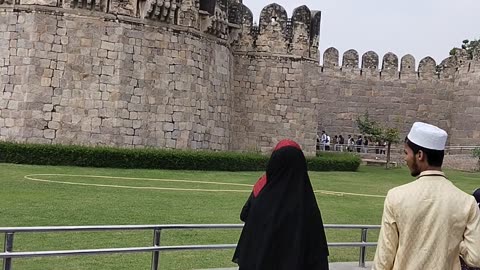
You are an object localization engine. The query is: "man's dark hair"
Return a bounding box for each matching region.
[405,137,444,167]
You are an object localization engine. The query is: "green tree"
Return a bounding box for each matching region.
[356,112,401,169]
[473,148,480,159]
[450,39,480,59]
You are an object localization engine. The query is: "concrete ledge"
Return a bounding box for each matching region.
[362,158,397,167]
[196,261,373,270]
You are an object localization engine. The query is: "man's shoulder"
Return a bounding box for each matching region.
[385,179,437,201]
[386,176,473,203]
[387,181,418,197]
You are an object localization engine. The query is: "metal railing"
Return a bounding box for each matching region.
[1,224,380,270]
[317,143,392,154]
[318,144,480,155]
[444,146,480,155]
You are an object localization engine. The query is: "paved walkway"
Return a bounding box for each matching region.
[196,261,372,270]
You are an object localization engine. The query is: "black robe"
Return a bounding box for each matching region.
[233,142,329,270]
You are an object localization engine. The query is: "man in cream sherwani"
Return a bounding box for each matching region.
[373,122,480,270]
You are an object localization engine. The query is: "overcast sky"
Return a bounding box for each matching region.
[242,0,480,67]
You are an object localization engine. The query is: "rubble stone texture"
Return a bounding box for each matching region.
[1,1,480,156]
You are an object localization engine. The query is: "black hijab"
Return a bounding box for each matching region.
[233,139,329,270]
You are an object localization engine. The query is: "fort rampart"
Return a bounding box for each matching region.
[1,0,479,154]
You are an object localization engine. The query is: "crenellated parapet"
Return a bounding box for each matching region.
[342,49,359,69]
[418,57,436,78]
[290,5,311,58]
[323,47,339,67]
[382,52,399,75]
[0,0,245,42]
[228,2,254,49]
[400,54,416,73]
[254,3,289,54]
[319,47,480,80]
[231,3,321,59]
[309,11,321,60]
[437,56,457,79]
[361,51,379,70]
[0,0,319,56]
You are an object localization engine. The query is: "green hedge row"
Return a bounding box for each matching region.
[310,152,361,172]
[0,142,360,171]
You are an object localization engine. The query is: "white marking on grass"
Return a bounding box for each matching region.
[314,190,386,198]
[25,174,253,186]
[23,174,252,193]
[23,174,386,198]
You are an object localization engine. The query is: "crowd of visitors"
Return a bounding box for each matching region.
[316,131,387,154]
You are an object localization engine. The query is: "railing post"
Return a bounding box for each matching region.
[3,233,14,270]
[151,228,162,270]
[358,228,368,268]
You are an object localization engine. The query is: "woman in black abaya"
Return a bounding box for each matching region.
[233,139,329,270]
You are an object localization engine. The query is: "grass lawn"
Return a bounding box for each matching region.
[1,163,479,269]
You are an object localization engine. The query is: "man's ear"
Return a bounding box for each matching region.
[417,150,425,161]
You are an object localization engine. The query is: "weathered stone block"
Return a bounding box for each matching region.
[47,121,60,130]
[44,129,56,139]
[163,122,174,132]
[5,118,14,127]
[132,120,141,129]
[166,138,176,148]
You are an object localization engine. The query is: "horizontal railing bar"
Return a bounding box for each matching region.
[0,224,380,233]
[329,242,378,247]
[319,144,479,150]
[0,244,237,259]
[0,242,377,259]
[0,224,244,233]
[324,225,380,229]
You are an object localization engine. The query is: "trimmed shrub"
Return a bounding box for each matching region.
[0,142,360,172]
[308,152,361,171]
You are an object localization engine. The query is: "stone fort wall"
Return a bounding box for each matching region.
[0,1,234,150]
[1,0,479,154]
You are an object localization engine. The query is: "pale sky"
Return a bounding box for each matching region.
[242,0,480,67]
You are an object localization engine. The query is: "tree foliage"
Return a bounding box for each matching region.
[356,112,401,168]
[473,148,480,159]
[356,112,382,139]
[356,112,400,143]
[450,38,480,59]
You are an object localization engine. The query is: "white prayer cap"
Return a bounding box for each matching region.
[407,122,448,150]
